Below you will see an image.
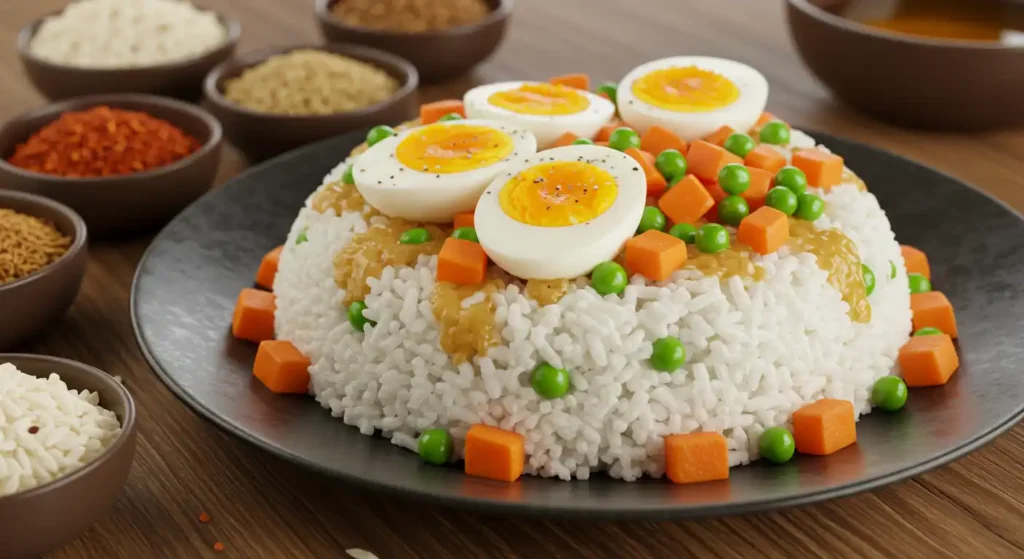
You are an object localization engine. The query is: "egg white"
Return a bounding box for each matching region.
[475,145,646,280]
[353,119,537,222]
[617,56,768,141]
[463,81,616,149]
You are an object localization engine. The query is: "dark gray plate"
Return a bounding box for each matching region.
[132,130,1024,519]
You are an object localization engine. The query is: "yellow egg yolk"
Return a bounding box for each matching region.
[499,161,617,227]
[397,123,514,174]
[631,66,739,112]
[488,83,590,116]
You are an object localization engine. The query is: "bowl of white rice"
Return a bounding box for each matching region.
[16,0,240,101]
[0,354,137,559]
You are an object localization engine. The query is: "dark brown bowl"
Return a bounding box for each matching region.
[315,0,512,82]
[0,94,223,238]
[203,43,418,162]
[786,0,1024,131]
[17,9,240,101]
[0,354,137,559]
[0,191,87,351]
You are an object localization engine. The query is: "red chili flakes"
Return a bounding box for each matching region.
[213,542,225,552]
[198,512,211,524]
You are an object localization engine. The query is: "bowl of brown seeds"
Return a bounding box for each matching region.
[0,190,88,351]
[203,43,418,162]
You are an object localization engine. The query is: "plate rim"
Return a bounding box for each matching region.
[130,128,1024,519]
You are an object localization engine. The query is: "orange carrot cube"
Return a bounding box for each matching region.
[464,424,525,482]
[756,112,779,127]
[911,291,958,338]
[658,175,714,225]
[744,145,786,174]
[253,340,311,394]
[737,206,790,255]
[792,149,844,190]
[703,125,735,147]
[901,245,931,280]
[255,245,283,290]
[742,166,773,210]
[687,140,743,182]
[624,230,688,282]
[420,100,466,125]
[792,399,857,456]
[437,238,488,285]
[596,120,624,142]
[664,432,729,484]
[899,334,959,387]
[453,211,475,229]
[232,288,276,343]
[553,132,580,147]
[641,125,688,156]
[549,73,590,90]
[625,148,668,197]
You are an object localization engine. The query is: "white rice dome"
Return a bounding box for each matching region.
[273,129,912,481]
[0,363,122,496]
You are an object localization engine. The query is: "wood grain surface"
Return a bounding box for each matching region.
[3,0,1023,557]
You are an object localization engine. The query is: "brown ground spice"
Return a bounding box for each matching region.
[332,0,491,32]
[0,209,72,284]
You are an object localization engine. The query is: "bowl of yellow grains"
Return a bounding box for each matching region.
[203,44,418,162]
[0,190,88,351]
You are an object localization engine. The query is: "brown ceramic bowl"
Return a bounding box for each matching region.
[203,43,418,162]
[315,0,512,82]
[17,8,240,101]
[0,94,223,238]
[0,354,137,559]
[0,191,87,351]
[786,0,1024,131]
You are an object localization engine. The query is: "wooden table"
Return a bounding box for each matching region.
[4,0,1023,557]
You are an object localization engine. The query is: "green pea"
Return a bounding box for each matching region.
[759,121,791,145]
[695,223,730,254]
[637,206,667,233]
[718,163,751,195]
[650,337,686,372]
[531,363,571,399]
[890,260,897,279]
[795,193,825,221]
[608,127,641,151]
[862,264,876,296]
[572,138,595,146]
[296,230,309,245]
[438,113,463,122]
[591,261,628,296]
[723,133,756,158]
[717,195,750,227]
[399,227,431,244]
[342,164,355,185]
[347,301,374,332]
[668,222,697,243]
[597,82,618,104]
[908,273,932,294]
[765,186,798,215]
[774,166,808,195]
[914,327,943,337]
[366,125,396,147]
[655,149,687,181]
[871,376,908,412]
[452,227,479,242]
[759,426,796,464]
[417,428,453,465]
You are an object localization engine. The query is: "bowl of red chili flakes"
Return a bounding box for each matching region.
[0,94,223,238]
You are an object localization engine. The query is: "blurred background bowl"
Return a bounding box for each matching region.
[0,94,223,238]
[0,191,87,351]
[203,43,418,162]
[786,0,1024,131]
[17,10,240,101]
[0,354,137,558]
[315,0,512,82]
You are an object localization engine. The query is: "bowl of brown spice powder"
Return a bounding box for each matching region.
[0,94,223,237]
[0,190,87,351]
[315,0,513,82]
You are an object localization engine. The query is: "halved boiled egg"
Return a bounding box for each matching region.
[463,81,616,149]
[475,145,646,280]
[617,56,768,141]
[353,119,537,222]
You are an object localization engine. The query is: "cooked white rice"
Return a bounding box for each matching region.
[0,363,122,496]
[273,127,912,481]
